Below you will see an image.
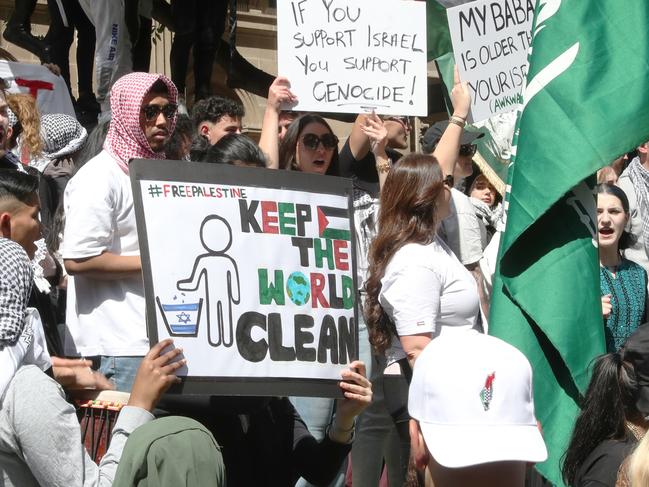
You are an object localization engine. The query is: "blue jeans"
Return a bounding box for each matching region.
[291,318,373,487]
[98,355,143,392]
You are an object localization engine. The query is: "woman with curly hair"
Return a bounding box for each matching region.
[6,93,42,163]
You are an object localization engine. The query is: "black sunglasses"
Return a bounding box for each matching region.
[459,144,477,157]
[443,174,454,187]
[301,133,338,150]
[142,103,178,121]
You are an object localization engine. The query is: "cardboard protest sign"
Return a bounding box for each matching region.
[446,0,534,123]
[0,61,75,117]
[277,0,428,116]
[131,160,358,397]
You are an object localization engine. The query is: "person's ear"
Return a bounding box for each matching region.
[0,212,12,239]
[409,419,429,470]
[199,122,210,138]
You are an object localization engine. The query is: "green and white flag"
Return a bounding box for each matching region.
[489,1,649,485]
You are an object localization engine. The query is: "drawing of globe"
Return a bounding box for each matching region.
[286,272,310,306]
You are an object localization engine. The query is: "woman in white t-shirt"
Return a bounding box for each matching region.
[364,152,482,475]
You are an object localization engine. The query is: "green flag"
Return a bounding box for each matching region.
[489,1,649,485]
[426,0,452,61]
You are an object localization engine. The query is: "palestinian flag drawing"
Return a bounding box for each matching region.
[317,206,351,241]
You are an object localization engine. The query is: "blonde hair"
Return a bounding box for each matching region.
[629,432,649,486]
[7,93,43,158]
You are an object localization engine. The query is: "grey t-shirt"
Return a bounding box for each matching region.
[0,365,153,486]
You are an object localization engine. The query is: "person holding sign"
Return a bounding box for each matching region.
[62,72,178,392]
[0,220,193,486]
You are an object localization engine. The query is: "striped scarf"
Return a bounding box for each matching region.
[628,158,649,258]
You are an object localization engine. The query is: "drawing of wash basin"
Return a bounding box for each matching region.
[156,297,203,337]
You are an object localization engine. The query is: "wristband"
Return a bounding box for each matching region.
[449,115,466,128]
[376,158,392,174]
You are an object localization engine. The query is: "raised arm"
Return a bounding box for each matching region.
[359,112,390,190]
[259,77,297,170]
[348,113,372,161]
[433,65,471,178]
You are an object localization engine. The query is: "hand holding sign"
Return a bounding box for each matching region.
[329,360,372,442]
[268,76,298,112]
[451,65,471,120]
[128,339,186,412]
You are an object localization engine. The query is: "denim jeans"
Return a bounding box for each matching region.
[98,355,143,392]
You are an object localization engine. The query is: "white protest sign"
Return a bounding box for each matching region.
[132,161,358,397]
[277,0,428,116]
[447,0,534,123]
[0,61,75,117]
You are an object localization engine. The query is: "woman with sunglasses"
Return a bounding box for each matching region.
[279,114,340,176]
[277,112,346,487]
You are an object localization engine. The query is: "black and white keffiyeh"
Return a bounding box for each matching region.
[628,158,649,258]
[30,113,87,172]
[0,238,33,345]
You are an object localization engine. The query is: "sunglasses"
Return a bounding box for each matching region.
[142,103,178,121]
[443,174,454,187]
[301,133,338,150]
[459,144,477,157]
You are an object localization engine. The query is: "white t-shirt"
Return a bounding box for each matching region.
[61,150,148,357]
[379,237,481,365]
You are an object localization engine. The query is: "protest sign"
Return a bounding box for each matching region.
[277,0,428,116]
[131,160,358,397]
[0,61,75,117]
[446,0,534,123]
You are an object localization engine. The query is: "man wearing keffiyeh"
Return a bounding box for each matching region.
[62,72,178,391]
[618,142,649,293]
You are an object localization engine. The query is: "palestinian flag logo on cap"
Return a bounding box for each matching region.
[480,372,495,411]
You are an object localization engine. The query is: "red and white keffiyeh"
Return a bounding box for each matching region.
[104,72,178,173]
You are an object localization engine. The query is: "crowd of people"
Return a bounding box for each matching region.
[0,4,648,486]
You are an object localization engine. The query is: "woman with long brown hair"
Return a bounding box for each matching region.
[365,153,482,363]
[364,150,482,476]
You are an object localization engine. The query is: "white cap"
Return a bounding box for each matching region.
[408,331,547,468]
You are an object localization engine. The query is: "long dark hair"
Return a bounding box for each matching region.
[562,353,638,485]
[364,154,445,354]
[278,113,339,176]
[596,183,634,250]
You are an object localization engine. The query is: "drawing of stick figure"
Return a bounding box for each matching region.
[177,215,240,347]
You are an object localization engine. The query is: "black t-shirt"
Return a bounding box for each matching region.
[338,139,403,197]
[573,436,636,486]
